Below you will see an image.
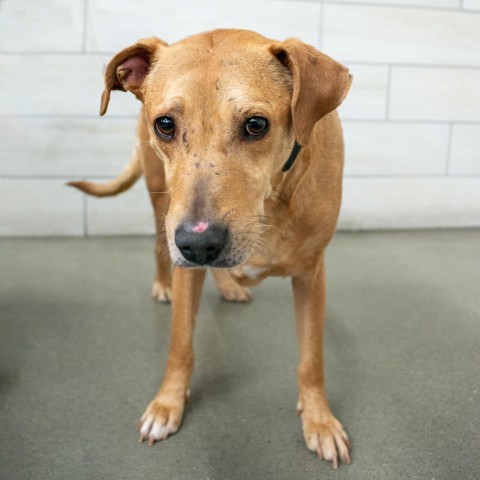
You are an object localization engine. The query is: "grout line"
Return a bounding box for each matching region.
[318,1,325,50]
[82,0,89,53]
[445,122,454,175]
[3,50,480,71]
[277,0,479,12]
[0,114,138,119]
[310,0,478,13]
[341,118,480,125]
[83,190,89,238]
[0,51,109,56]
[343,174,480,179]
[0,175,117,180]
[340,61,480,70]
[385,65,392,120]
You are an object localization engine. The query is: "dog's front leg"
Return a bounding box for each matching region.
[138,267,206,445]
[292,254,351,468]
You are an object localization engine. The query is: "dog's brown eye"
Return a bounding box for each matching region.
[154,116,175,139]
[245,117,268,137]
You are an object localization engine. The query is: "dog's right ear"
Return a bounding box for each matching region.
[100,37,168,116]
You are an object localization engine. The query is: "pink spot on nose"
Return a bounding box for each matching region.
[192,221,209,234]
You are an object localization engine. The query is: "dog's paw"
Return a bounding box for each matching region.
[211,270,252,303]
[138,396,186,446]
[151,281,172,303]
[300,405,351,468]
[219,283,252,303]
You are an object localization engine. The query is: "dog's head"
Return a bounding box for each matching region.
[101,30,351,267]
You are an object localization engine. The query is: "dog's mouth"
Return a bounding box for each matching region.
[173,256,243,269]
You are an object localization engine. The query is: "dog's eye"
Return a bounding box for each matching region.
[154,116,175,139]
[244,117,268,138]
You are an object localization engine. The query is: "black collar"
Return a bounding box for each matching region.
[282,141,302,172]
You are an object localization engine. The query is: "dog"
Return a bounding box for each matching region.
[69,29,352,468]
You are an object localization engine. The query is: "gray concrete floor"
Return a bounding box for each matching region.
[0,231,479,480]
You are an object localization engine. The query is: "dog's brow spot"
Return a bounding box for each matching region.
[215,79,221,90]
[182,131,188,146]
[209,163,215,168]
[195,162,200,169]
[228,97,237,102]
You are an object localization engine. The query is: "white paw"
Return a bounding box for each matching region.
[151,281,172,303]
[137,397,185,446]
[218,284,252,302]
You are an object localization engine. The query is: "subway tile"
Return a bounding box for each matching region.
[0,0,84,52]
[0,117,137,177]
[87,181,155,235]
[0,55,104,115]
[463,0,480,10]
[103,90,141,117]
[343,122,449,175]
[389,67,480,121]
[449,124,480,175]
[322,5,480,66]
[86,0,321,52]
[0,179,83,236]
[338,65,388,120]
[338,177,480,229]
[324,0,460,7]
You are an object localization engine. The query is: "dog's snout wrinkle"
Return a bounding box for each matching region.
[175,221,228,266]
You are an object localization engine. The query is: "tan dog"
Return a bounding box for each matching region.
[69,29,352,468]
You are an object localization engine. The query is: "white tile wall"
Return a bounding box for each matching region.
[0,0,84,52]
[87,0,321,52]
[322,5,480,66]
[339,178,480,229]
[463,0,480,10]
[0,55,104,115]
[325,0,460,6]
[0,179,84,236]
[389,67,480,121]
[0,117,137,176]
[86,181,154,235]
[338,65,389,120]
[449,125,480,175]
[0,0,479,236]
[343,122,450,175]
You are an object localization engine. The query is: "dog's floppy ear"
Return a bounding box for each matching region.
[270,39,352,146]
[100,37,168,116]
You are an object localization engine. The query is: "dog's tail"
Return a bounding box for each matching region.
[67,150,142,197]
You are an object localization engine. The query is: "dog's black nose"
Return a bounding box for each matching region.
[175,221,228,265]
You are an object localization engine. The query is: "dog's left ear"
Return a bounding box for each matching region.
[270,39,352,146]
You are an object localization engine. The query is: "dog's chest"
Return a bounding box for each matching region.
[231,262,272,286]
[237,264,270,280]
[231,243,289,286]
